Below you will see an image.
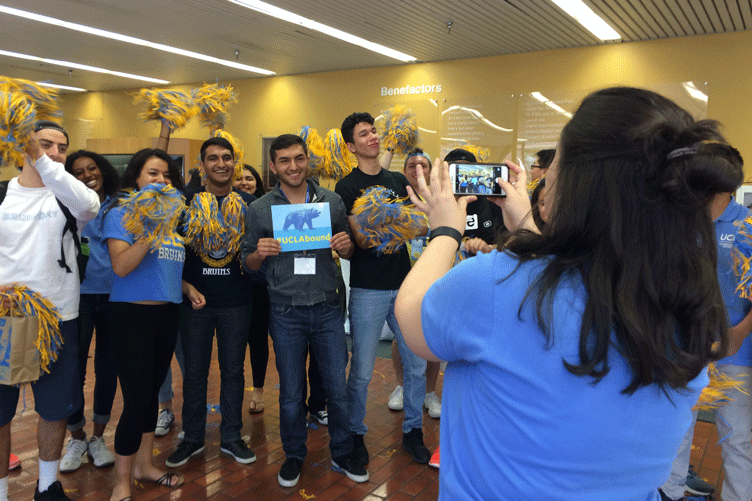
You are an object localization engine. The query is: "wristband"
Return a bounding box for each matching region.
[428,226,463,247]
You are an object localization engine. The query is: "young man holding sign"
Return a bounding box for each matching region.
[241,134,366,488]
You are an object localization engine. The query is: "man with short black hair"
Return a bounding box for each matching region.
[242,133,367,487]
[336,113,430,466]
[166,136,257,468]
[0,124,99,501]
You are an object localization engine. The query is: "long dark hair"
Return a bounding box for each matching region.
[242,164,266,198]
[104,148,185,216]
[64,150,120,197]
[506,87,743,393]
[530,177,546,230]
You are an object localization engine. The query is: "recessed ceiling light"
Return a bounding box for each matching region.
[0,49,169,84]
[227,0,416,62]
[0,5,275,76]
[550,0,621,41]
[37,82,88,92]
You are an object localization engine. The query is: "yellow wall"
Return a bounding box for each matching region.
[57,30,752,180]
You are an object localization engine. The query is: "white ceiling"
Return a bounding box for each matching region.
[0,0,750,92]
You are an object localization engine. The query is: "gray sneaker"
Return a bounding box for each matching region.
[685,465,714,496]
[154,409,175,437]
[87,436,114,468]
[59,437,87,473]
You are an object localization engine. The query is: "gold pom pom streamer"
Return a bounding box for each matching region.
[0,78,61,168]
[213,129,244,172]
[0,284,62,374]
[1,77,61,122]
[693,363,748,412]
[133,88,198,132]
[183,191,248,267]
[298,126,326,178]
[119,184,185,251]
[193,83,237,132]
[381,105,419,155]
[351,186,425,254]
[323,128,356,182]
[462,144,491,162]
[732,215,752,298]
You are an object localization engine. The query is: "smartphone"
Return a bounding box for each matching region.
[449,162,509,197]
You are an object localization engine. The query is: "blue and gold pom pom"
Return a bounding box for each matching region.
[323,128,356,182]
[212,129,245,177]
[693,363,748,411]
[0,284,62,374]
[0,77,61,168]
[119,183,185,251]
[732,214,752,298]
[462,144,491,162]
[351,186,425,254]
[298,126,326,178]
[382,105,419,155]
[134,88,198,131]
[183,191,248,267]
[193,83,237,132]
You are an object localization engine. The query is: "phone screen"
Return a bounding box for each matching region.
[449,163,509,197]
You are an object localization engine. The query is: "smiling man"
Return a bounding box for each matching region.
[242,134,365,488]
[165,137,257,469]
[335,113,430,467]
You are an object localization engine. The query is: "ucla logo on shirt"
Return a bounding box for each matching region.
[719,233,735,248]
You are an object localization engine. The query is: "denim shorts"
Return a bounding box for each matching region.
[0,319,81,425]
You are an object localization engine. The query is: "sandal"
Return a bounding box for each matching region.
[248,399,264,414]
[152,472,183,489]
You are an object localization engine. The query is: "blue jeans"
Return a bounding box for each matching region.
[269,300,351,460]
[180,304,249,444]
[347,288,426,434]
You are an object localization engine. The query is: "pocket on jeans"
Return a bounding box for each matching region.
[270,302,293,316]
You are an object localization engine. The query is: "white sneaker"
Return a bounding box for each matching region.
[155,409,175,437]
[60,437,88,473]
[388,385,404,411]
[87,436,115,467]
[424,392,441,419]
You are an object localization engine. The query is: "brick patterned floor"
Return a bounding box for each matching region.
[7,336,731,500]
[8,338,441,500]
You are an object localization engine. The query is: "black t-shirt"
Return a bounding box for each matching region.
[464,198,505,245]
[335,168,412,290]
[182,187,256,308]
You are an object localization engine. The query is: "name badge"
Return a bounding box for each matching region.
[294,256,316,275]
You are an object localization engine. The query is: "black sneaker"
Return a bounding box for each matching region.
[310,409,328,426]
[165,440,205,468]
[402,428,430,464]
[34,480,72,501]
[278,457,303,487]
[332,454,369,483]
[221,439,257,465]
[685,465,714,496]
[351,433,369,466]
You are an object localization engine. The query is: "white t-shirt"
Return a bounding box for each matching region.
[0,155,100,320]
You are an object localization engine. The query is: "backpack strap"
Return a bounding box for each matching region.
[55,198,79,274]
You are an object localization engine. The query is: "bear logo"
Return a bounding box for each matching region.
[283,208,321,231]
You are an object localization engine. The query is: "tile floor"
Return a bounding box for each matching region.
[7,337,728,500]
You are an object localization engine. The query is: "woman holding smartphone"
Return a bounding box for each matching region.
[396,87,742,500]
[103,149,204,501]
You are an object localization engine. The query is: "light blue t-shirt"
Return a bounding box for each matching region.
[80,197,113,295]
[716,199,752,366]
[103,205,185,303]
[422,251,707,501]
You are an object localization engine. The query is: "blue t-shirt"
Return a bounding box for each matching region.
[716,199,752,366]
[80,197,113,295]
[422,251,707,501]
[103,205,185,303]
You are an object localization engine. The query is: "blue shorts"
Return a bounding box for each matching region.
[0,319,82,425]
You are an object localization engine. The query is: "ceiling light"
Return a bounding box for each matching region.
[37,82,87,92]
[0,5,274,76]
[0,49,169,84]
[227,0,416,62]
[550,0,621,41]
